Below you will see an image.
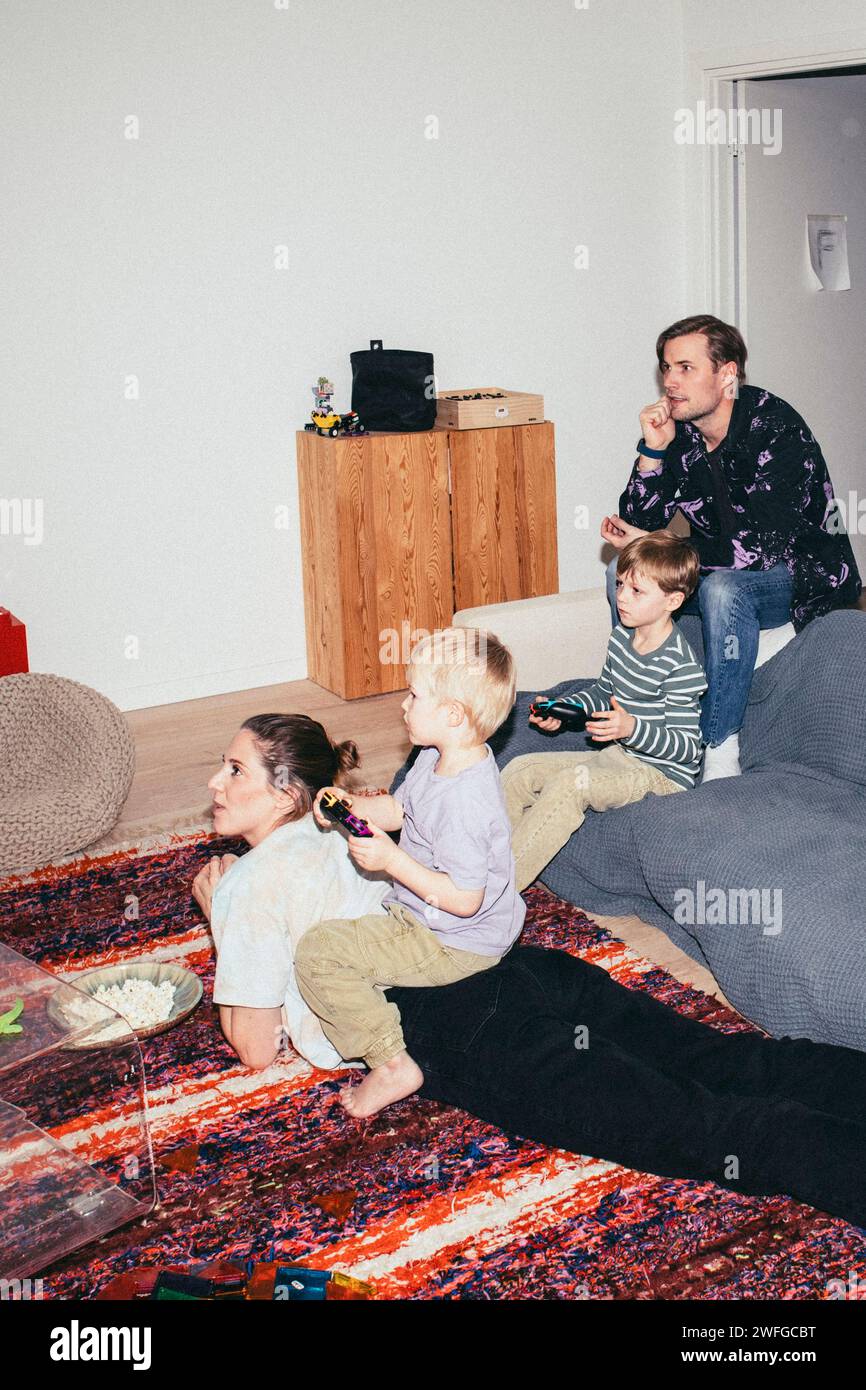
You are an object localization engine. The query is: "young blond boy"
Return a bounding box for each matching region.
[502,534,707,894]
[294,627,525,1118]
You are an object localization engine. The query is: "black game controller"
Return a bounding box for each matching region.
[529,697,589,726]
[319,790,374,837]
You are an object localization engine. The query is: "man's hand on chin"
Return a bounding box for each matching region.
[639,396,677,452]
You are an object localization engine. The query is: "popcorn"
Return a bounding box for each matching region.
[63,976,177,1037]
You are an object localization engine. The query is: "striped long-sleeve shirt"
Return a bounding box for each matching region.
[559,624,707,788]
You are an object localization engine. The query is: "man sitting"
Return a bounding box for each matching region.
[601,313,861,780]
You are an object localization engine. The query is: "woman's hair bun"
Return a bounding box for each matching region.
[334,738,360,777]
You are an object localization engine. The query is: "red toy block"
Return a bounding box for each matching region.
[0,609,28,676]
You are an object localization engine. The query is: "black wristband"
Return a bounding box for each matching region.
[636,438,667,460]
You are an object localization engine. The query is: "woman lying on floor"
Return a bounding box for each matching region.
[192,712,866,1231]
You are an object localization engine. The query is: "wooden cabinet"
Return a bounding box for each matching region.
[296,421,558,699]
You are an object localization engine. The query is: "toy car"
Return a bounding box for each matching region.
[304,410,366,438]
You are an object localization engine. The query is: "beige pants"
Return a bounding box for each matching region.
[501,743,684,894]
[294,902,499,1069]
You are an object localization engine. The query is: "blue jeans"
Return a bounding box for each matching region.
[605,557,793,746]
[390,946,866,1226]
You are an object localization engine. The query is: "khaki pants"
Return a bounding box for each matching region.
[501,743,684,894]
[294,902,500,1069]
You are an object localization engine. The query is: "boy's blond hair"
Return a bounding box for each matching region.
[407,627,515,741]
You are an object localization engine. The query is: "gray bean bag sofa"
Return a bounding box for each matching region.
[391,609,866,1050]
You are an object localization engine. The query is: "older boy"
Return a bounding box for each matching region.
[502,533,706,893]
[295,627,525,1118]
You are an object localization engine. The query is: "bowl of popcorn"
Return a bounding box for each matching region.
[49,961,202,1047]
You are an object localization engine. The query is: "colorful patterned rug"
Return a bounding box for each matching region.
[1,832,864,1301]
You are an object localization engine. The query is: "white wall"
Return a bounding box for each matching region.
[3,0,693,709]
[684,0,866,53]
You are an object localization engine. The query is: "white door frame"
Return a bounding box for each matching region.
[688,28,866,335]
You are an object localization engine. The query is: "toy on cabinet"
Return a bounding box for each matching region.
[305,376,365,438]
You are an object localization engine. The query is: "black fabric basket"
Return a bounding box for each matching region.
[350,340,436,432]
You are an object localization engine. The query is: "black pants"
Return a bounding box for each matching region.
[388,946,866,1228]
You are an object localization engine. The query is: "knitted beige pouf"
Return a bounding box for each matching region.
[0,674,136,875]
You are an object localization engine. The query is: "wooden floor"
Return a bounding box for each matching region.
[120,679,412,827]
[114,675,733,1009]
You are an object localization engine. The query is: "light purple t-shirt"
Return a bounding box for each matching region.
[384,745,526,957]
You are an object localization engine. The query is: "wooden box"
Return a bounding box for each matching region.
[435,387,544,431]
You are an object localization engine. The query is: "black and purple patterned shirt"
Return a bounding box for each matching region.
[619,384,862,632]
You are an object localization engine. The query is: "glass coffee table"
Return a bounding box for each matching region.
[0,942,156,1282]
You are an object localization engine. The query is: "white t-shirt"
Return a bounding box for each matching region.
[210,814,390,1069]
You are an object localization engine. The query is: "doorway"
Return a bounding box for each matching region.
[701,46,866,580]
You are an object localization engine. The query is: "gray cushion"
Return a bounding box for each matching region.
[741,609,866,783]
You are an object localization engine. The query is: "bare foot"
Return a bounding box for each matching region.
[340,1051,424,1118]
